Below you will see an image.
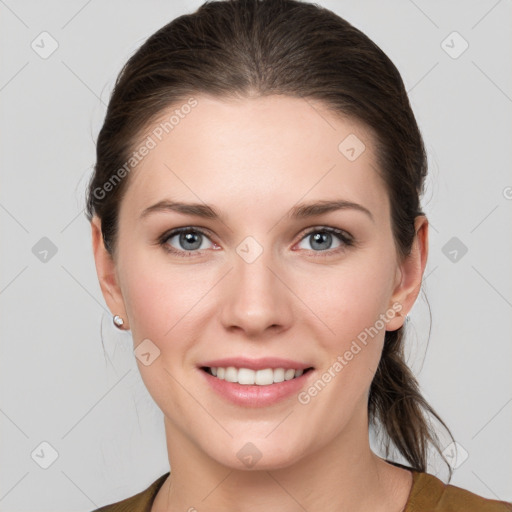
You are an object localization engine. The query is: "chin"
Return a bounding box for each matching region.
[208,437,308,472]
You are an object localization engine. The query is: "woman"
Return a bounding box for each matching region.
[86,0,512,510]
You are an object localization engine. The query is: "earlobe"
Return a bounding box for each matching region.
[90,216,129,329]
[386,216,429,331]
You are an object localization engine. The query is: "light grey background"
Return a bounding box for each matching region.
[1,0,511,510]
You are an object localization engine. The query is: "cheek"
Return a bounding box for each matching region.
[118,253,213,415]
[292,267,391,445]
[293,248,395,400]
[298,254,395,343]
[119,248,211,343]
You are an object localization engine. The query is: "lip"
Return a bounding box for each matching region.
[198,362,315,408]
[199,357,313,371]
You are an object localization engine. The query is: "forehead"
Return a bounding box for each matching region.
[121,94,389,224]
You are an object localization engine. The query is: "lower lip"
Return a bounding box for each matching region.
[199,368,314,408]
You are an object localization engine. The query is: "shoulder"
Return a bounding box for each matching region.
[90,472,170,512]
[407,470,512,512]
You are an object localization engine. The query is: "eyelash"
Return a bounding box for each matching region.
[157,226,354,258]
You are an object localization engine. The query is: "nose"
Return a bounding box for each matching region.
[219,247,294,338]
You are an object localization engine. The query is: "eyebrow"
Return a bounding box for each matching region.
[140,199,374,223]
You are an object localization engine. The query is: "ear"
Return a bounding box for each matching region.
[91,215,130,330]
[385,215,428,331]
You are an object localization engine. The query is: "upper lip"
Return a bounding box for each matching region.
[199,357,314,371]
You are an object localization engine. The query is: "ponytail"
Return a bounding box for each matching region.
[368,326,455,480]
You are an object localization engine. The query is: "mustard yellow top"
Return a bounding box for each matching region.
[92,468,512,512]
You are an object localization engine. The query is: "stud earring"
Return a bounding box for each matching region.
[113,315,125,329]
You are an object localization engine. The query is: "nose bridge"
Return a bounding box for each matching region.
[236,247,275,299]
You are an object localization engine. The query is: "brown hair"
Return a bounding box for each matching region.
[85,0,454,478]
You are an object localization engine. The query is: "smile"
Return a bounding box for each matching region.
[202,366,314,386]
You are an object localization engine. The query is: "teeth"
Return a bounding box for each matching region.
[207,366,306,385]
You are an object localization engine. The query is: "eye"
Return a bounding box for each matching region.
[158,225,354,258]
[296,226,353,254]
[159,227,216,257]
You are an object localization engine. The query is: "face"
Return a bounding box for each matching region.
[92,94,426,471]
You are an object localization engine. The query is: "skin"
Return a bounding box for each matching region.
[91,94,428,512]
